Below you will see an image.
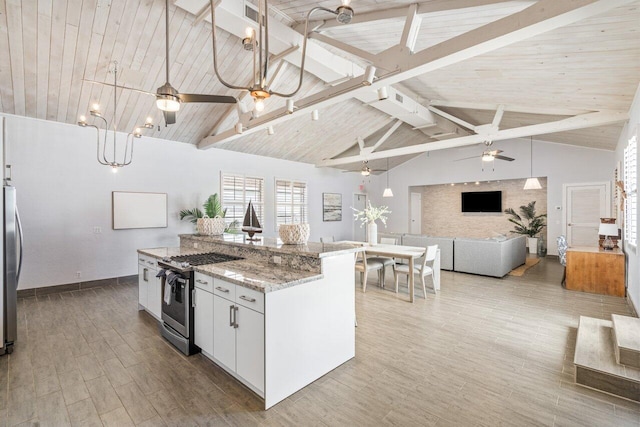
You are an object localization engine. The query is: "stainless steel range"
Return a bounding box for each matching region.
[157,252,242,355]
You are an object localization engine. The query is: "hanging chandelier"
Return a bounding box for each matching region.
[78,62,153,172]
[209,0,354,112]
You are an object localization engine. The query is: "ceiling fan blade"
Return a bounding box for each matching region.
[454,156,480,162]
[488,149,503,155]
[494,155,515,161]
[82,79,156,96]
[163,111,176,126]
[177,93,237,104]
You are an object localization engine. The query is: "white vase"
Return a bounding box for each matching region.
[527,237,538,254]
[367,222,378,245]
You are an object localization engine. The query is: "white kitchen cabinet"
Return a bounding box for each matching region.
[147,273,162,319]
[213,293,236,371]
[194,287,214,357]
[137,256,161,320]
[137,264,150,309]
[235,305,264,392]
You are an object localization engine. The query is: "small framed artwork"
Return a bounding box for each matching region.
[323,193,342,222]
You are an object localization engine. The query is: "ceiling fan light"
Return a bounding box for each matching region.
[254,97,265,112]
[156,95,180,112]
[383,188,394,198]
[523,177,542,190]
[481,153,494,162]
[286,99,295,114]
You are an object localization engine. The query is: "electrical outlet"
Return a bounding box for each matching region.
[193,242,198,249]
[93,226,102,234]
[273,255,281,264]
[76,271,81,278]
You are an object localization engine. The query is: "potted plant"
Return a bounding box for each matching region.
[504,201,547,254]
[352,201,391,245]
[180,194,238,234]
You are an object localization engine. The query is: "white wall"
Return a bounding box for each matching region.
[367,137,615,256]
[3,114,362,290]
[614,83,640,314]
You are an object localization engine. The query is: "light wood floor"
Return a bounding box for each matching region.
[1,258,639,426]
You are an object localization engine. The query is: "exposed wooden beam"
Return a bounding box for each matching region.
[317,110,628,166]
[369,120,403,153]
[199,0,633,149]
[305,0,522,33]
[428,100,590,116]
[309,33,378,64]
[399,4,422,53]
[491,104,505,128]
[428,106,477,132]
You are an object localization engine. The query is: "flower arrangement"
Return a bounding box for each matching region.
[352,201,391,226]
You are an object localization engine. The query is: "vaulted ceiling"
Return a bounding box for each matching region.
[0,0,638,174]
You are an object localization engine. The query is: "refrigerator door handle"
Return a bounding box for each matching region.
[15,206,23,285]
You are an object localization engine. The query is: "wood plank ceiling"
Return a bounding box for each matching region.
[0,0,638,169]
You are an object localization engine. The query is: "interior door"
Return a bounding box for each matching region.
[410,192,422,234]
[353,194,367,241]
[565,183,610,247]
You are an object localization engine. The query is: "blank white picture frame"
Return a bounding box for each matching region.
[112,191,168,230]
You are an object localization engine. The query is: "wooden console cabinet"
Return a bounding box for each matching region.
[566,247,625,297]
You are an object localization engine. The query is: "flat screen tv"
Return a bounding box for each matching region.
[461,191,502,213]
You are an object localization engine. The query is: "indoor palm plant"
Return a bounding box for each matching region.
[180,194,238,234]
[352,201,391,245]
[504,201,547,254]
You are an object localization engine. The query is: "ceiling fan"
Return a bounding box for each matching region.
[84,0,236,126]
[455,141,515,163]
[342,161,386,176]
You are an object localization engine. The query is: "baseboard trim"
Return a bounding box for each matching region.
[18,275,137,298]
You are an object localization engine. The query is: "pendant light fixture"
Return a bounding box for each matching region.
[383,158,394,198]
[78,61,153,172]
[209,0,354,112]
[524,136,542,190]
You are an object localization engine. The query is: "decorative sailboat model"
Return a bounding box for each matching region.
[242,200,262,241]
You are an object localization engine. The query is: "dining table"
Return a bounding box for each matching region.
[339,241,440,303]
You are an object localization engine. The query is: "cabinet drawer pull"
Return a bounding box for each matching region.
[147,261,154,265]
[196,279,208,285]
[216,286,230,293]
[239,295,256,303]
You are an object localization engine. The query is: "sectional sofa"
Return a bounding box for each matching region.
[377,232,526,278]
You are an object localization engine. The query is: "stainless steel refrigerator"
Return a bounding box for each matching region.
[1,185,22,355]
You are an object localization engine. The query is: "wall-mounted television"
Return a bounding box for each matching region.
[461,191,502,213]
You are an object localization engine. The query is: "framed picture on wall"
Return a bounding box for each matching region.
[323,193,342,222]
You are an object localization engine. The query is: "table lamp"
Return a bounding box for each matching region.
[598,223,618,250]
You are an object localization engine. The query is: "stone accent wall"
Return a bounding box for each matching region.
[419,178,547,242]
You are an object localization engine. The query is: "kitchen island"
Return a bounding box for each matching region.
[138,234,359,409]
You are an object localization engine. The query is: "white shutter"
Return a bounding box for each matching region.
[275,179,307,227]
[221,173,265,228]
[624,135,637,246]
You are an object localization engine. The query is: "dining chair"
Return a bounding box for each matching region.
[394,245,438,298]
[320,236,335,243]
[354,250,384,292]
[367,237,397,288]
[557,235,568,287]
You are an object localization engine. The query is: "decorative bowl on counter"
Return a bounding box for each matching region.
[197,215,226,235]
[279,223,310,245]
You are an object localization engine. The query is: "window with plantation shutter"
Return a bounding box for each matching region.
[275,179,307,227]
[221,173,264,229]
[624,133,637,247]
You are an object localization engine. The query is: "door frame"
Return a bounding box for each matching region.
[409,192,422,234]
[352,193,367,241]
[562,181,611,243]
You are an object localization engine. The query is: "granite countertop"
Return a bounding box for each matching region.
[137,247,323,293]
[179,234,363,258]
